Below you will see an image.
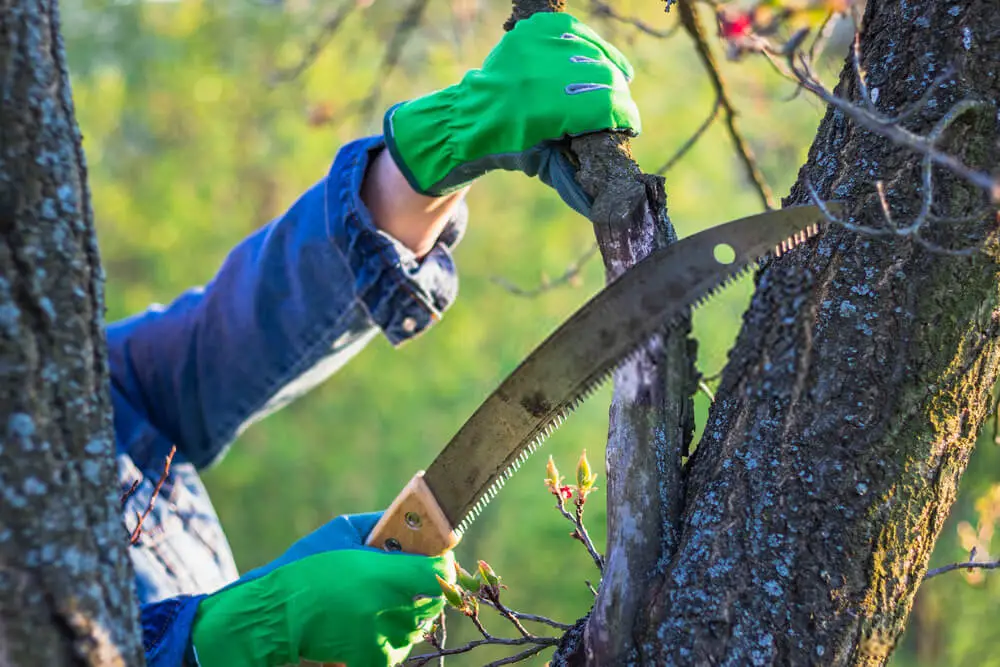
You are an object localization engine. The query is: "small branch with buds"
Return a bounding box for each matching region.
[406,450,604,665]
[404,560,564,666]
[545,452,605,573]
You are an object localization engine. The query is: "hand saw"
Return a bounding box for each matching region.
[364,204,836,557]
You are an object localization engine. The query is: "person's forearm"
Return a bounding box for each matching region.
[362,147,469,258]
[108,137,464,470]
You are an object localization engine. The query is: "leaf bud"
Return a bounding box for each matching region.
[455,562,482,593]
[478,560,500,587]
[436,574,465,609]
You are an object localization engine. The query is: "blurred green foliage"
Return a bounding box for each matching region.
[61,0,999,664]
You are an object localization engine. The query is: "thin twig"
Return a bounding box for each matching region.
[469,610,491,640]
[677,0,777,210]
[483,645,551,666]
[403,636,558,666]
[129,446,177,545]
[479,600,573,631]
[807,11,839,67]
[357,0,430,122]
[993,394,1000,445]
[698,379,716,402]
[409,572,566,666]
[120,479,140,509]
[436,612,446,667]
[785,12,998,255]
[269,0,356,85]
[785,37,999,203]
[589,0,680,39]
[656,96,722,175]
[925,557,1000,580]
[481,589,533,639]
[874,181,895,229]
[491,244,599,298]
[851,29,876,113]
[555,495,604,573]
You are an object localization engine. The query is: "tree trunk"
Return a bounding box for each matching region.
[548,0,1000,664]
[0,1,143,664]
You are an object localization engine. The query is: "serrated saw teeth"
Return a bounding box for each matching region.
[452,217,822,534]
[772,222,820,258]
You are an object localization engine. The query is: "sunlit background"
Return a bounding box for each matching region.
[61,0,1000,663]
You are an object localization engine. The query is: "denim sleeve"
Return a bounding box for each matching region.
[107,135,467,470]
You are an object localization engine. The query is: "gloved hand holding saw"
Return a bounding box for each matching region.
[189,513,452,666]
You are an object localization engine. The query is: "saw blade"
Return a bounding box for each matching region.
[423,204,837,536]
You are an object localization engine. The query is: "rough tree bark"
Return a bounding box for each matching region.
[532,0,999,664]
[0,1,144,665]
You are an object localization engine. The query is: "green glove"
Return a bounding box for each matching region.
[190,513,452,667]
[384,12,640,217]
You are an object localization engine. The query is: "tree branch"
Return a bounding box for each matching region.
[490,244,598,298]
[479,600,574,631]
[634,0,1000,659]
[269,0,356,85]
[356,0,430,122]
[677,0,777,210]
[656,96,722,175]
[767,17,1000,255]
[554,494,604,573]
[508,3,695,665]
[925,558,1000,580]
[403,635,557,667]
[755,14,1000,206]
[588,0,680,39]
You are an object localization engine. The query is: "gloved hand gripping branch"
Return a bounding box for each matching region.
[384,12,640,218]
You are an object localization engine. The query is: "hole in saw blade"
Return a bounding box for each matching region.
[713,243,736,265]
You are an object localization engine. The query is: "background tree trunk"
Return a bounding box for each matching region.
[0,1,143,664]
[547,0,1000,664]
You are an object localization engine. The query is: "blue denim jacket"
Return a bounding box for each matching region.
[111,136,466,667]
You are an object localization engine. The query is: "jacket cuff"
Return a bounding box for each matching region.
[141,594,207,667]
[326,135,466,346]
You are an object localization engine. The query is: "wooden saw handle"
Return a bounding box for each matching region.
[365,471,461,556]
[297,473,458,667]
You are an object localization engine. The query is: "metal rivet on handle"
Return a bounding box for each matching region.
[404,512,422,529]
[384,538,402,552]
